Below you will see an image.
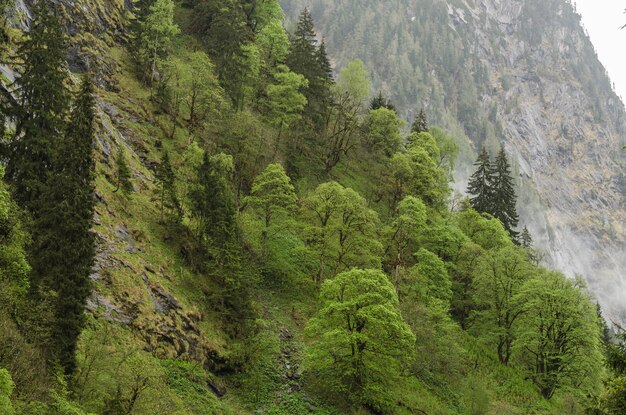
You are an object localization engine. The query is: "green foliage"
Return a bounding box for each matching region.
[265,65,308,135]
[114,147,133,195]
[7,1,69,210]
[383,195,426,277]
[336,59,371,111]
[366,107,403,157]
[30,76,97,374]
[245,163,297,228]
[134,0,180,84]
[305,269,415,412]
[154,151,181,222]
[467,147,494,215]
[302,181,381,284]
[411,108,428,134]
[413,248,451,305]
[514,272,604,399]
[188,151,236,247]
[0,166,30,314]
[0,368,15,415]
[456,207,511,251]
[473,246,532,365]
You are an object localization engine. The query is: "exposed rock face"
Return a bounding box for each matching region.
[281,0,626,320]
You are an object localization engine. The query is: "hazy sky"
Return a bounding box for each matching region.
[575,0,626,100]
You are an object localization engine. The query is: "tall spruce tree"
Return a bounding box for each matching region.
[189,152,236,247]
[114,147,133,195]
[286,8,332,124]
[31,76,96,375]
[467,147,494,215]
[154,151,180,221]
[491,146,519,237]
[411,107,428,134]
[520,226,532,248]
[7,2,69,210]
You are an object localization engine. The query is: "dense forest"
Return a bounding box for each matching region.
[0,0,625,414]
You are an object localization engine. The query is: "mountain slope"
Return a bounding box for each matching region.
[281,0,626,321]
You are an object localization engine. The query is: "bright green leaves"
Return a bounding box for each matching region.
[0,368,14,415]
[302,182,381,284]
[265,65,308,132]
[336,59,371,110]
[135,0,179,85]
[246,163,297,228]
[305,269,415,411]
[513,273,604,399]
[366,107,404,157]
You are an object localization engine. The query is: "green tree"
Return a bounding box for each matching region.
[406,140,449,207]
[514,272,604,399]
[265,65,308,150]
[286,8,332,124]
[189,152,236,247]
[369,91,396,113]
[245,163,296,229]
[520,226,532,248]
[473,246,532,364]
[491,146,519,238]
[305,269,415,411]
[113,147,133,195]
[413,248,451,305]
[30,76,96,374]
[7,2,69,210]
[0,368,14,415]
[0,167,30,318]
[429,126,459,176]
[135,0,179,85]
[383,195,426,281]
[411,107,428,134]
[318,60,371,173]
[193,0,251,108]
[467,147,494,215]
[154,151,181,222]
[302,182,381,284]
[366,107,403,157]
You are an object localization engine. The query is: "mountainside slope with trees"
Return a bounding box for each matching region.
[0,0,624,414]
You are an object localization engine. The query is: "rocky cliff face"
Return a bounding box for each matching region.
[282,0,626,321]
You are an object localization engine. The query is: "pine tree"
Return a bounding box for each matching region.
[491,146,519,237]
[30,76,96,374]
[154,151,180,221]
[286,8,332,125]
[369,91,397,113]
[467,147,494,214]
[114,147,133,195]
[7,2,69,210]
[317,39,333,83]
[411,107,428,134]
[520,226,532,248]
[189,152,235,247]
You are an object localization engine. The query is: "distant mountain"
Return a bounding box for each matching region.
[282,0,626,321]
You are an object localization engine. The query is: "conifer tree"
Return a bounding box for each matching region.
[7,2,69,210]
[154,151,180,221]
[287,8,332,124]
[520,226,532,248]
[31,76,96,374]
[369,91,397,113]
[467,147,494,215]
[114,147,133,195]
[491,146,519,237]
[411,107,428,134]
[189,152,235,246]
[317,39,333,82]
